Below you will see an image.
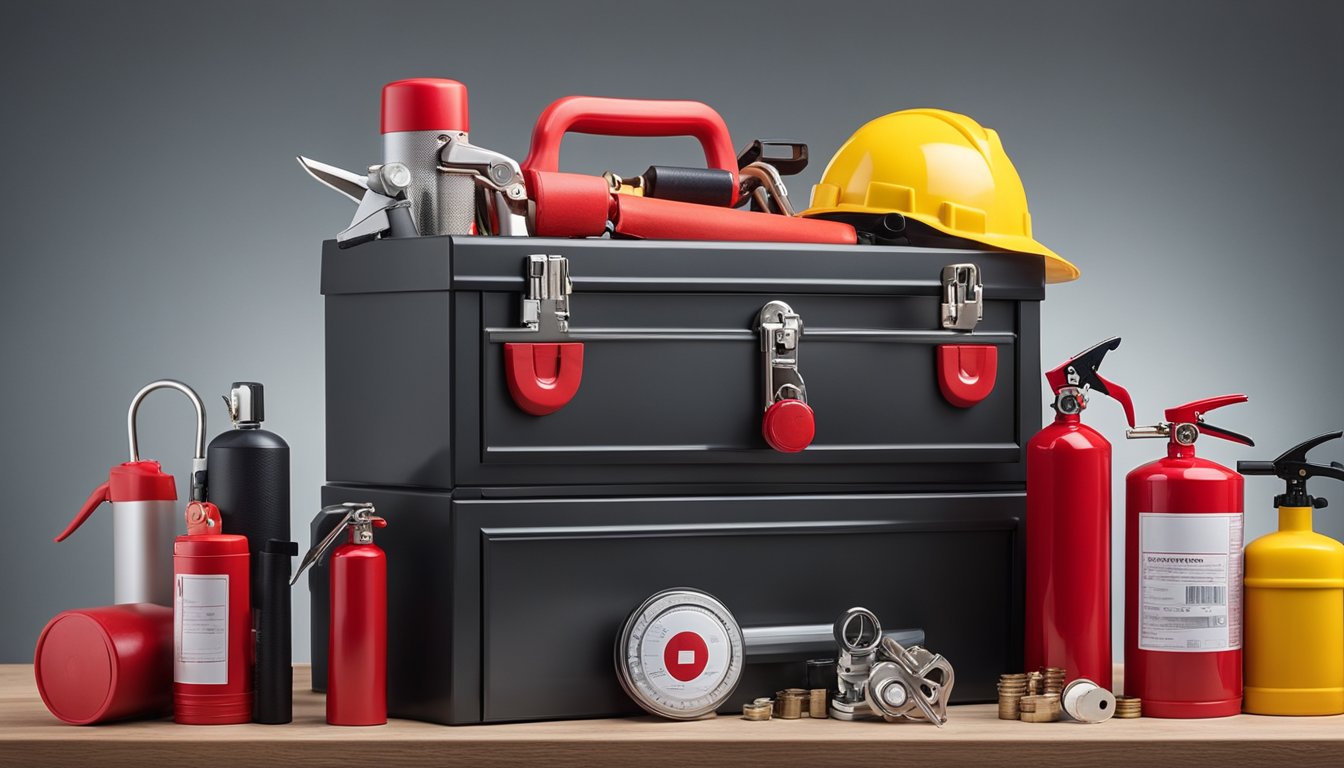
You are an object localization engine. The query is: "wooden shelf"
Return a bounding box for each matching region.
[3,664,1342,767]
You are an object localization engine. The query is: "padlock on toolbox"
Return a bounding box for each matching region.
[520,96,856,244]
[758,301,815,453]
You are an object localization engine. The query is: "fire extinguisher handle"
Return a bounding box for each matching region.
[55,482,110,542]
[1164,394,1249,424]
[1093,372,1136,428]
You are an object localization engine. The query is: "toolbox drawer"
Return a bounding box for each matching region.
[310,484,1025,724]
[323,236,1042,490]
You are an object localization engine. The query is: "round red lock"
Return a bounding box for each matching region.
[762,399,815,453]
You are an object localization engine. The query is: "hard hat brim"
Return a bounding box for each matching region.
[800,205,1080,283]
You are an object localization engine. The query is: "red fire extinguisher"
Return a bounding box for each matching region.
[1124,394,1252,718]
[292,503,388,726]
[1026,337,1135,690]
[173,500,252,724]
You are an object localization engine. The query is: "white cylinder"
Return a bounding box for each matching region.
[1061,679,1116,723]
[112,499,177,606]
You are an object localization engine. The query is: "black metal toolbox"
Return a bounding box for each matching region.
[312,235,1042,724]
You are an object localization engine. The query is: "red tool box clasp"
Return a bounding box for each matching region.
[505,342,584,416]
[936,344,998,408]
[500,255,584,416]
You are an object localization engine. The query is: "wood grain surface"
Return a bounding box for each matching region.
[2,665,1342,767]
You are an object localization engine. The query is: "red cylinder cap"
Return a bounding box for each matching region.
[381,78,469,134]
[763,399,816,453]
[109,461,177,502]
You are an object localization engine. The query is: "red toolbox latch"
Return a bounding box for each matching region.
[501,255,584,416]
[505,343,584,416]
[936,344,998,408]
[759,301,815,453]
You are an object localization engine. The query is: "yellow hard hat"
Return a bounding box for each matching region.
[801,109,1079,283]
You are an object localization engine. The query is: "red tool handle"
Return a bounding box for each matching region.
[614,195,857,244]
[522,96,739,204]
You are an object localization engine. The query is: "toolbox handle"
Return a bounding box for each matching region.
[522,96,739,204]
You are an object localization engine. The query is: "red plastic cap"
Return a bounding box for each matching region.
[109,461,176,502]
[381,78,469,134]
[34,604,172,725]
[762,399,815,453]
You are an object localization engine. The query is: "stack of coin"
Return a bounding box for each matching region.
[1042,667,1067,695]
[1114,696,1142,719]
[775,689,806,719]
[1027,671,1043,696]
[743,699,773,721]
[998,673,1029,720]
[809,689,829,719]
[1018,694,1062,723]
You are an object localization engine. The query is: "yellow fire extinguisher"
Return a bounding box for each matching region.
[1239,431,1344,715]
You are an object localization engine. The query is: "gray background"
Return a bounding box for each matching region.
[2,0,1340,663]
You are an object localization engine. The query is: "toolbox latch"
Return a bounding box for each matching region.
[505,254,583,416]
[522,254,572,335]
[759,301,815,453]
[940,264,983,332]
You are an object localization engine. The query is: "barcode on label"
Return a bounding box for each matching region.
[1184,586,1226,605]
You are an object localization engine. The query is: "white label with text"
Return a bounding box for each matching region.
[1138,513,1242,652]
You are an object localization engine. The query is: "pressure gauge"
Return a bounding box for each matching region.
[615,588,745,720]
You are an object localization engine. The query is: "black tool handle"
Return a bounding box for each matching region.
[255,539,298,724]
[1237,461,1277,475]
[641,165,735,207]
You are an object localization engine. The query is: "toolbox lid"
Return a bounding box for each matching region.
[320,236,1046,300]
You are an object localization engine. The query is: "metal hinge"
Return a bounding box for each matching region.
[521,254,572,336]
[940,263,983,332]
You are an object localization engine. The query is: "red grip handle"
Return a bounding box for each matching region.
[614,195,857,244]
[1164,394,1248,425]
[522,96,738,203]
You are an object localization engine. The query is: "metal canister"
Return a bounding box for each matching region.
[381,78,474,236]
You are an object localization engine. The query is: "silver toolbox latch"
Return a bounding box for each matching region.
[940,263,983,331]
[758,301,816,453]
[760,301,807,408]
[521,254,572,336]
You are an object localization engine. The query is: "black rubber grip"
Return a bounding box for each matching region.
[1237,461,1276,475]
[641,165,735,207]
[255,539,297,724]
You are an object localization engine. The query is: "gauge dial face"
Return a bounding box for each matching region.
[616,589,744,720]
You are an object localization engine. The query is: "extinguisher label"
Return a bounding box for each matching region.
[174,574,230,684]
[1138,513,1243,652]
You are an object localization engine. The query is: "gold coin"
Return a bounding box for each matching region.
[743,703,773,721]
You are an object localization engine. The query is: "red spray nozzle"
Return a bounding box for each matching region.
[1044,337,1136,427]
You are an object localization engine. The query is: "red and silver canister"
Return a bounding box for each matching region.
[173,501,252,724]
[381,77,473,236]
[293,503,388,726]
[57,380,210,607]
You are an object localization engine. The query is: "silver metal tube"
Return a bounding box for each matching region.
[384,130,474,236]
[127,379,206,461]
[113,499,176,606]
[743,624,924,661]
